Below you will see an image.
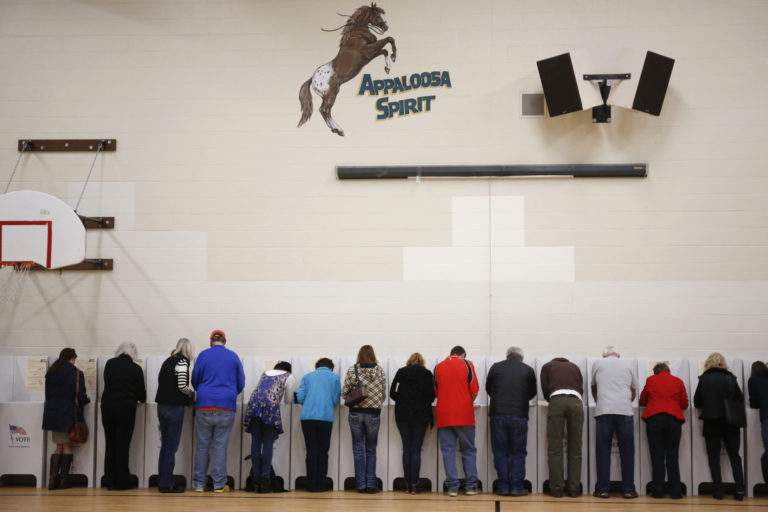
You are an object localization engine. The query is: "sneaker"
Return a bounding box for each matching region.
[447,488,459,497]
[566,490,581,498]
[549,489,563,498]
[464,487,479,496]
[622,490,638,499]
[593,490,610,499]
[213,484,230,493]
[194,487,205,492]
[158,486,184,493]
[509,489,528,497]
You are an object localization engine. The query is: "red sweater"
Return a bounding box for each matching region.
[434,355,479,428]
[639,370,688,422]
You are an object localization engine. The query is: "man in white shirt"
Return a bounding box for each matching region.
[591,346,638,499]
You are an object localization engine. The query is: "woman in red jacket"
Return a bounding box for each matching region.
[639,362,689,499]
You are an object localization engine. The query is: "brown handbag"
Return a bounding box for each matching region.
[69,369,89,443]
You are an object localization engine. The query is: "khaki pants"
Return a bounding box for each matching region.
[546,395,583,492]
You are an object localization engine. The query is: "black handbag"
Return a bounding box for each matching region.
[723,376,746,428]
[343,364,368,407]
[723,398,746,428]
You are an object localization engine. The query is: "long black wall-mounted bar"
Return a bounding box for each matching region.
[337,163,647,180]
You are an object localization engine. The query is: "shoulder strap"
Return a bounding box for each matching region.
[354,364,360,385]
[74,369,80,420]
[463,359,473,386]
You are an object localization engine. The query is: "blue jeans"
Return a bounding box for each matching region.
[490,414,528,493]
[348,411,380,489]
[595,414,635,492]
[157,404,186,489]
[438,426,478,490]
[249,418,279,480]
[193,409,235,489]
[397,422,428,485]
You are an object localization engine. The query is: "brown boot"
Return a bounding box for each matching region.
[58,454,73,489]
[47,454,62,490]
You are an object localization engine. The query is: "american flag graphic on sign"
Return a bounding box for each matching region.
[10,424,27,435]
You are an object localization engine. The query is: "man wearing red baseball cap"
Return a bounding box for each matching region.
[191,330,245,492]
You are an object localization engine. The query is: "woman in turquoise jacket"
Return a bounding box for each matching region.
[297,358,341,492]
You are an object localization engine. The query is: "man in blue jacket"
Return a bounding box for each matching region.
[191,330,245,492]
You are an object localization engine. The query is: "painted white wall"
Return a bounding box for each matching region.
[1,0,767,363]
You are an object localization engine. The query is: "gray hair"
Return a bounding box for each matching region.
[653,362,670,375]
[115,341,138,362]
[506,346,524,360]
[171,338,194,360]
[602,345,620,358]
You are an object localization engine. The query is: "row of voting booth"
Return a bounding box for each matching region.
[0,354,766,496]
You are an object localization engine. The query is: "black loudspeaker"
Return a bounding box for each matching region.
[632,51,674,116]
[537,53,582,117]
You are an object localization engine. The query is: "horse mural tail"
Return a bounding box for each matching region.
[297,78,313,127]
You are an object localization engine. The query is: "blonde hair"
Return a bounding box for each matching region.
[406,352,425,367]
[171,338,194,360]
[704,352,727,371]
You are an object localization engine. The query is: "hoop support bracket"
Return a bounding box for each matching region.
[17,139,117,152]
[79,216,115,229]
[30,259,113,272]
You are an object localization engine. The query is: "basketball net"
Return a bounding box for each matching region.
[0,262,33,303]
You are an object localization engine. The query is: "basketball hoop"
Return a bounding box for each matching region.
[0,261,33,303]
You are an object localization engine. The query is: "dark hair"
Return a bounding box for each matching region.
[450,345,466,356]
[653,362,670,375]
[47,348,77,375]
[274,361,292,373]
[752,360,768,378]
[316,358,334,370]
[356,345,376,365]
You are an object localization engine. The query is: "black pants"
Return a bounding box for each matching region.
[101,403,136,490]
[645,413,683,497]
[703,420,744,494]
[301,420,333,492]
[397,422,428,485]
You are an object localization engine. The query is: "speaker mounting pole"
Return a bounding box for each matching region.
[583,73,630,123]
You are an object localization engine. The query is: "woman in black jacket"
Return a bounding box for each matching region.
[389,352,435,494]
[42,347,90,490]
[101,342,146,490]
[693,352,745,500]
[748,360,768,484]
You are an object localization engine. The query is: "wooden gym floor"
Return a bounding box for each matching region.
[1,488,767,512]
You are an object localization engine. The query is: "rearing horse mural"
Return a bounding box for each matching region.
[298,3,396,136]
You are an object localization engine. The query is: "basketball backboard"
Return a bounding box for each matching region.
[0,190,86,269]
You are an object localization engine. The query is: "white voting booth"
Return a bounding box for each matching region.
[95,355,147,488]
[486,357,538,494]
[143,356,194,488]
[44,355,98,488]
[338,357,389,490]
[240,357,292,490]
[536,358,589,493]
[689,357,744,496]
[386,357,439,492]
[587,357,641,493]
[636,358,693,496]
[743,359,765,497]
[0,356,47,487]
[437,357,488,492]
[289,357,341,490]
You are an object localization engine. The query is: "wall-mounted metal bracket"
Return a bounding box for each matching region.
[17,139,117,152]
[79,216,115,230]
[582,74,631,123]
[30,259,113,272]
